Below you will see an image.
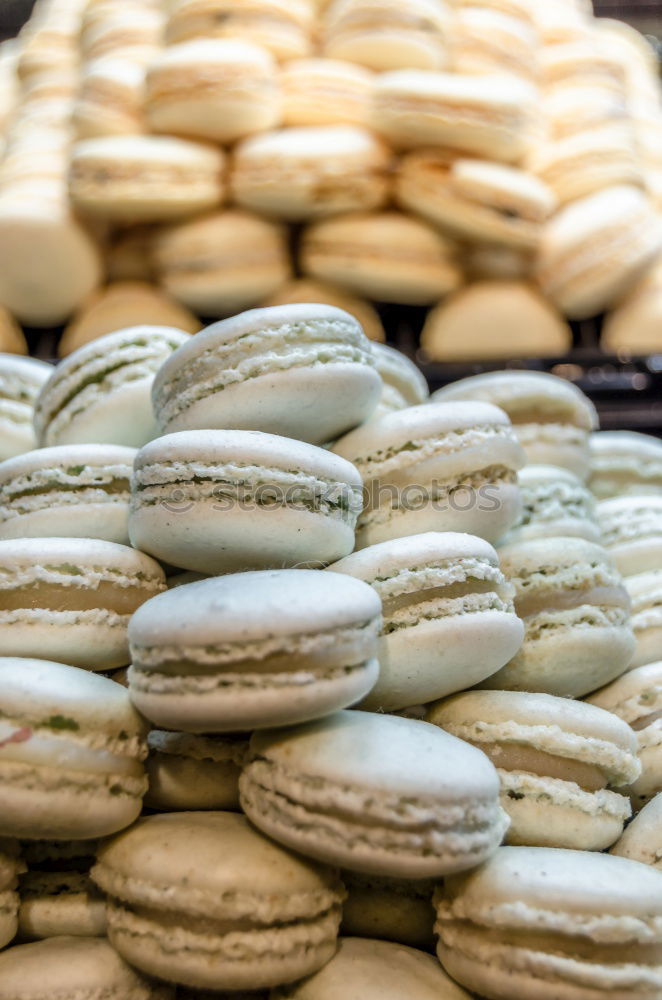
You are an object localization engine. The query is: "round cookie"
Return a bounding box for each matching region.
[128,570,381,731]
[0,355,52,461]
[370,343,429,416]
[610,794,662,868]
[280,58,372,127]
[502,465,600,545]
[73,56,147,139]
[626,571,662,669]
[145,731,249,811]
[164,0,314,61]
[264,279,385,344]
[18,839,106,940]
[597,496,662,577]
[589,431,662,500]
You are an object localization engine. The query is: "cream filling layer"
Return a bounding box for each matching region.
[600,510,662,547]
[499,770,632,820]
[517,483,594,528]
[510,562,625,602]
[130,660,377,695]
[383,591,514,634]
[523,604,631,641]
[0,718,145,777]
[147,730,249,765]
[540,220,656,298]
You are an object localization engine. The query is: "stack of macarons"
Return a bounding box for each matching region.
[0,295,660,1000]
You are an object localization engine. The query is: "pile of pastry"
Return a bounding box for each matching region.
[0,304,660,999]
[0,0,661,361]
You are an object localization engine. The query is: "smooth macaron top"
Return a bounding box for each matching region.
[234,123,389,161]
[249,710,501,802]
[587,662,662,727]
[0,354,52,394]
[0,657,146,739]
[441,845,662,925]
[445,158,557,221]
[432,370,598,429]
[611,795,662,866]
[370,344,429,407]
[373,68,536,113]
[93,811,341,916]
[70,134,225,171]
[147,36,277,72]
[132,428,363,491]
[128,570,381,648]
[0,535,165,585]
[539,184,655,260]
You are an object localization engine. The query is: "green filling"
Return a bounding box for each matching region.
[41,715,80,731]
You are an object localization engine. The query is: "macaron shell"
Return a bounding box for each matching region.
[144,733,247,811]
[610,794,662,867]
[17,875,107,939]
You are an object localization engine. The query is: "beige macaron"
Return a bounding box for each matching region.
[73,57,147,139]
[164,0,315,61]
[280,58,373,127]
[610,794,662,868]
[451,5,539,82]
[263,279,385,343]
[602,259,662,355]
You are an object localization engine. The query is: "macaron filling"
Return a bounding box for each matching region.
[0,465,131,520]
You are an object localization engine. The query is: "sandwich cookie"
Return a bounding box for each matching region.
[435,846,662,1000]
[59,281,201,356]
[397,154,556,250]
[589,431,662,500]
[0,444,136,544]
[0,538,165,669]
[264,279,385,344]
[371,70,537,162]
[240,710,509,877]
[625,571,662,669]
[128,570,380,731]
[536,185,661,320]
[602,261,662,355]
[280,58,373,127]
[300,210,462,305]
[432,370,598,480]
[92,812,344,991]
[18,839,106,940]
[152,305,381,445]
[421,282,572,363]
[74,57,147,140]
[542,40,626,94]
[35,326,190,448]
[79,5,163,63]
[543,83,629,142]
[322,0,452,71]
[0,355,52,461]
[587,662,662,813]
[0,937,173,1000]
[340,875,436,951]
[529,126,643,206]
[481,536,634,697]
[69,136,226,223]
[152,210,292,317]
[145,731,249,811]
[370,343,429,417]
[332,402,525,548]
[231,126,392,222]
[328,532,523,711]
[429,690,639,851]
[106,226,156,284]
[0,840,22,948]
[164,0,315,61]
[0,658,148,840]
[611,794,662,868]
[129,431,364,573]
[451,5,539,82]
[597,496,662,577]
[502,465,600,545]
[271,937,472,999]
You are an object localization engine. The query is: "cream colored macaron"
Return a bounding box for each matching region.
[589,431,662,499]
[610,794,662,868]
[597,495,662,577]
[165,0,315,61]
[280,58,373,126]
[73,57,147,139]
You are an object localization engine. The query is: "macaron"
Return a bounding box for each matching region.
[129,430,364,573]
[240,710,509,877]
[0,658,148,840]
[0,355,52,461]
[597,496,662,577]
[0,839,22,948]
[371,70,536,162]
[300,210,462,305]
[59,281,201,356]
[164,0,314,61]
[542,39,626,93]
[91,811,344,990]
[328,532,523,711]
[587,662,662,813]
[264,279,385,343]
[536,185,661,320]
[0,538,165,669]
[280,58,373,127]
[610,793,662,868]
[589,430,662,499]
[34,326,190,448]
[128,570,380,731]
[231,126,392,222]
[435,846,662,1000]
[502,464,600,545]
[0,443,136,544]
[105,225,155,284]
[271,937,472,1000]
[464,243,532,281]
[481,536,634,697]
[69,136,226,223]
[332,402,525,548]
[397,154,556,250]
[421,282,572,363]
[340,876,435,951]
[145,731,249,811]
[451,5,539,81]
[152,210,292,317]
[602,271,662,355]
[17,839,106,940]
[151,305,381,444]
[429,690,639,851]
[0,306,27,355]
[145,39,281,143]
[73,57,147,139]
[432,370,598,480]
[370,343,429,416]
[322,0,452,71]
[625,571,662,669]
[0,937,173,999]
[543,82,629,141]
[80,4,163,62]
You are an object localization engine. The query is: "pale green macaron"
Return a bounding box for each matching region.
[589,430,662,499]
[129,429,364,574]
[370,342,429,418]
[610,793,662,868]
[0,355,52,461]
[91,811,345,991]
[502,464,600,545]
[597,495,662,577]
[152,304,382,445]
[626,570,662,669]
